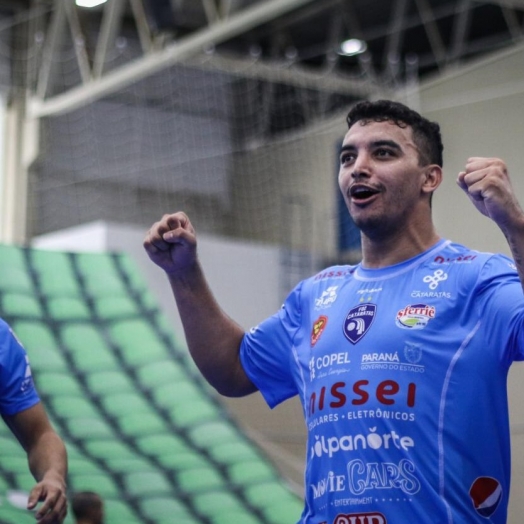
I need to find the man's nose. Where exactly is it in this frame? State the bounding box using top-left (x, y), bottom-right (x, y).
top-left (351, 154), bottom-right (371, 178)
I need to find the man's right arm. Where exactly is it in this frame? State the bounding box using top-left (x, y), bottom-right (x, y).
top-left (144, 212), bottom-right (257, 398)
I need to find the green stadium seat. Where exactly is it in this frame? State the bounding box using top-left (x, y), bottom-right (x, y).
top-left (188, 421), bottom-right (240, 449)
top-left (46, 297), bottom-right (91, 320)
top-left (150, 380), bottom-right (209, 409)
top-left (49, 396), bottom-right (100, 419)
top-left (84, 440), bottom-right (137, 461)
top-left (11, 321), bottom-right (68, 372)
top-left (0, 268), bottom-right (33, 294)
top-left (99, 391), bottom-right (151, 417)
top-left (138, 497), bottom-right (197, 524)
top-left (168, 398), bottom-right (218, 428)
top-left (33, 371), bottom-right (84, 397)
top-left (85, 369), bottom-right (136, 395)
top-left (99, 391), bottom-right (169, 437)
top-left (123, 471), bottom-right (173, 497)
top-left (92, 295), bottom-right (139, 319)
top-left (114, 254), bottom-right (148, 293)
top-left (59, 323), bottom-right (120, 372)
top-left (0, 457), bottom-right (29, 475)
top-left (116, 411), bottom-right (168, 438)
top-left (244, 481), bottom-right (303, 515)
top-left (13, 472), bottom-right (35, 492)
top-left (65, 417), bottom-right (116, 441)
top-left (263, 500), bottom-right (304, 524)
top-left (0, 436), bottom-right (27, 456)
top-left (69, 472), bottom-right (120, 498)
top-left (67, 456), bottom-right (106, 476)
top-left (74, 252), bottom-right (128, 297)
top-left (0, 504), bottom-right (36, 524)
top-left (208, 441), bottom-right (260, 465)
top-left (103, 498), bottom-right (143, 524)
top-left (0, 292), bottom-right (43, 318)
top-left (134, 434), bottom-right (209, 470)
top-left (0, 245), bottom-right (33, 293)
top-left (0, 477), bottom-right (11, 492)
top-left (211, 514), bottom-right (264, 524)
top-left (0, 420), bottom-right (12, 437)
top-left (228, 460), bottom-right (276, 485)
top-left (107, 319), bottom-right (169, 366)
top-left (30, 249), bottom-right (81, 297)
top-left (192, 490), bottom-right (247, 518)
top-left (102, 456), bottom-right (155, 474)
top-left (64, 440), bottom-right (90, 462)
top-left (155, 450), bottom-right (211, 471)
top-left (177, 466), bottom-right (225, 494)
top-left (135, 359), bottom-right (186, 389)
top-left (134, 433), bottom-right (187, 456)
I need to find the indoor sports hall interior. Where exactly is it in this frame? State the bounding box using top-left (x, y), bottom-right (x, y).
top-left (0, 0), bottom-right (523, 522)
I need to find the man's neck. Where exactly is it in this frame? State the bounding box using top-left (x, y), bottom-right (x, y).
top-left (360, 227), bottom-right (441, 268)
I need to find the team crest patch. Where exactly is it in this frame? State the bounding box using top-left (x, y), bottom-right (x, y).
top-left (343, 303), bottom-right (376, 344)
top-left (469, 476), bottom-right (502, 518)
top-left (311, 316), bottom-right (328, 346)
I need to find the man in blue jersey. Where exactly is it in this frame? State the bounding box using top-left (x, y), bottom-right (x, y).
top-left (0, 320), bottom-right (68, 523)
top-left (144, 99), bottom-right (524, 523)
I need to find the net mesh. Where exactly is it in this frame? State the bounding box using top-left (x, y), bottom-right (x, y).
top-left (0, 5), bottom-right (363, 491)
top-left (1, 5), bottom-right (363, 269)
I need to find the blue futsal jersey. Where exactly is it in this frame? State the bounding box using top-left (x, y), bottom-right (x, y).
top-left (240, 239), bottom-right (524, 524)
top-left (0, 319), bottom-right (39, 416)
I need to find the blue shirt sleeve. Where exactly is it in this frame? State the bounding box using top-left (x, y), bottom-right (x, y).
top-left (240, 281), bottom-right (304, 408)
top-left (474, 254), bottom-right (524, 364)
top-left (0, 320), bottom-right (40, 416)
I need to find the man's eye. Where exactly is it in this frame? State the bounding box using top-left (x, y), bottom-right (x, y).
top-left (376, 149), bottom-right (394, 157)
top-left (340, 154), bottom-right (354, 164)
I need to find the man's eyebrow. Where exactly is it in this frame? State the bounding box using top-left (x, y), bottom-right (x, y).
top-left (371, 139), bottom-right (402, 150)
top-left (340, 139), bottom-right (402, 154)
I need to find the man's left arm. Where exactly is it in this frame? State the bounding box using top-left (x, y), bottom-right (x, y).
top-left (3, 402), bottom-right (68, 523)
top-left (457, 157), bottom-right (524, 288)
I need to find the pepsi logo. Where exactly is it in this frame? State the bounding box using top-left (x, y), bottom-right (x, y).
top-left (469, 476), bottom-right (502, 518)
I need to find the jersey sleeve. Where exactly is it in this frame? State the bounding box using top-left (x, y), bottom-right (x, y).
top-left (474, 254), bottom-right (524, 364)
top-left (240, 281), bottom-right (304, 408)
top-left (0, 320), bottom-right (40, 416)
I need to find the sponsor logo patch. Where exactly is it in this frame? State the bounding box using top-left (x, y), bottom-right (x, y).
top-left (395, 304), bottom-right (435, 330)
top-left (422, 269), bottom-right (448, 289)
top-left (315, 286), bottom-right (338, 309)
top-left (469, 477), bottom-right (502, 518)
top-left (334, 513), bottom-right (387, 524)
top-left (311, 316), bottom-right (328, 346)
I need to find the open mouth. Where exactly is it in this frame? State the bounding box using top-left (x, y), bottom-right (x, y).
top-left (349, 184), bottom-right (380, 202)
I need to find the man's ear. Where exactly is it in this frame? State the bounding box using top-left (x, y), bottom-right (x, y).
top-left (422, 165), bottom-right (442, 195)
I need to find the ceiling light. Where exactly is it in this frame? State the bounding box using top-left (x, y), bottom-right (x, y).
top-left (339, 39), bottom-right (367, 57)
top-left (76, 0), bottom-right (107, 7)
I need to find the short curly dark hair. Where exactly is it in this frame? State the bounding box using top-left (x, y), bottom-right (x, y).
top-left (71, 491), bottom-right (103, 521)
top-left (346, 99), bottom-right (443, 167)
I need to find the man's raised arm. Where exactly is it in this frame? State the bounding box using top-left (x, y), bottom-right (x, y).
top-left (144, 212), bottom-right (257, 397)
top-left (458, 157), bottom-right (524, 289)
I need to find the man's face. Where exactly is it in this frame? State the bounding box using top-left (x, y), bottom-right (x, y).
top-left (338, 119), bottom-right (429, 237)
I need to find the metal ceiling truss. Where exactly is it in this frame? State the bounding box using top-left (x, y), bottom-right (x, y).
top-left (29, 0), bottom-right (339, 118)
top-left (25, 0), bottom-right (524, 118)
